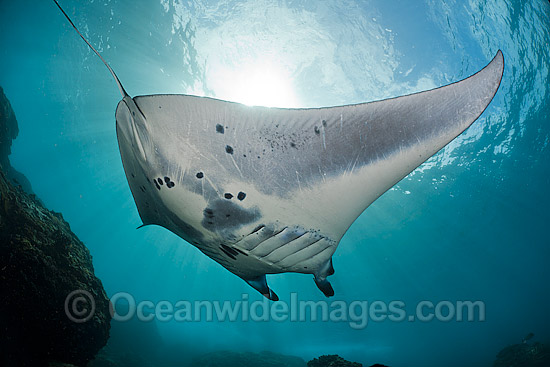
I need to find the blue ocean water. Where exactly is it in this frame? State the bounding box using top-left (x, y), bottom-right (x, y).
top-left (1, 0), bottom-right (549, 366)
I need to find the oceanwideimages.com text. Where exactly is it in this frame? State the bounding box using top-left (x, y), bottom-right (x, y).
top-left (65, 290), bottom-right (485, 330)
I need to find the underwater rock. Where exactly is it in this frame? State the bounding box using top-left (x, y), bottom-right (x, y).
top-left (191, 350), bottom-right (307, 367)
top-left (493, 339), bottom-right (550, 367)
top-left (307, 354), bottom-right (362, 367)
top-left (0, 86), bottom-right (17, 165)
top-left (0, 86), bottom-right (33, 194)
top-left (0, 89), bottom-right (110, 365)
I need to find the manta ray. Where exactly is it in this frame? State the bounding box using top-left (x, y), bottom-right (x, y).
top-left (54, 0), bottom-right (503, 300)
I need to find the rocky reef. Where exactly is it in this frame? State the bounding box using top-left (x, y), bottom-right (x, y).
top-left (0, 86), bottom-right (111, 366)
top-left (190, 350), bottom-right (307, 367)
top-left (307, 354), bottom-right (362, 367)
top-left (307, 354), bottom-right (390, 367)
top-left (493, 335), bottom-right (550, 367)
top-left (0, 86), bottom-right (32, 193)
top-left (187, 351), bottom-right (378, 367)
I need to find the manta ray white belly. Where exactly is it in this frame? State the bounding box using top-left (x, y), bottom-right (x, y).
top-left (114, 51), bottom-right (503, 300)
top-left (54, 0), bottom-right (503, 300)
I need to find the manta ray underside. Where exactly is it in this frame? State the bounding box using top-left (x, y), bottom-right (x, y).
top-left (54, 0), bottom-right (503, 300)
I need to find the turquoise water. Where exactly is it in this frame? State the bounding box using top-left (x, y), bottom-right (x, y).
top-left (1, 0), bottom-right (549, 366)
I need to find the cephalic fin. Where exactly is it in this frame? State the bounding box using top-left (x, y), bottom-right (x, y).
top-left (53, 0), bottom-right (128, 97)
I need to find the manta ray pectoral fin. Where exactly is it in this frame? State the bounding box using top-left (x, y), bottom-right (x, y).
top-left (245, 275), bottom-right (279, 301)
top-left (314, 258), bottom-right (335, 297)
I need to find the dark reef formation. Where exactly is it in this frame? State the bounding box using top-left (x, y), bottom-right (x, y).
top-left (0, 86), bottom-right (111, 366)
top-left (307, 354), bottom-right (362, 367)
top-left (493, 338), bottom-right (550, 367)
top-left (191, 350), bottom-right (307, 367)
top-left (0, 86), bottom-right (32, 194)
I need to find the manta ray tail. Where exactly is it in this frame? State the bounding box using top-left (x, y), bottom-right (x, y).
top-left (53, 0), bottom-right (128, 97)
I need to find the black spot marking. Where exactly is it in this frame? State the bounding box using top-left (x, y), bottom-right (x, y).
top-left (224, 193), bottom-right (233, 199)
top-left (132, 111), bottom-right (135, 117)
top-left (131, 173), bottom-right (135, 178)
top-left (290, 142), bottom-right (296, 148)
top-left (204, 208), bottom-right (215, 219)
top-left (159, 105), bottom-right (162, 109)
top-left (164, 177), bottom-right (175, 188)
top-left (322, 119), bottom-right (327, 127)
top-left (216, 124), bottom-right (225, 134)
top-left (196, 172), bottom-right (204, 179)
top-left (157, 178), bottom-right (163, 186)
top-left (314, 126), bottom-right (320, 135)
top-left (243, 154), bottom-right (247, 158)
top-left (225, 145), bottom-right (234, 154)
top-left (237, 192), bottom-right (246, 201)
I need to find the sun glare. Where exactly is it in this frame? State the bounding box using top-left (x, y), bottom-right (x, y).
top-left (207, 59), bottom-right (301, 108)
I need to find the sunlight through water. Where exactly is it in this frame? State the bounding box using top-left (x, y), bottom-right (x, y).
top-left (206, 58), bottom-right (300, 107)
